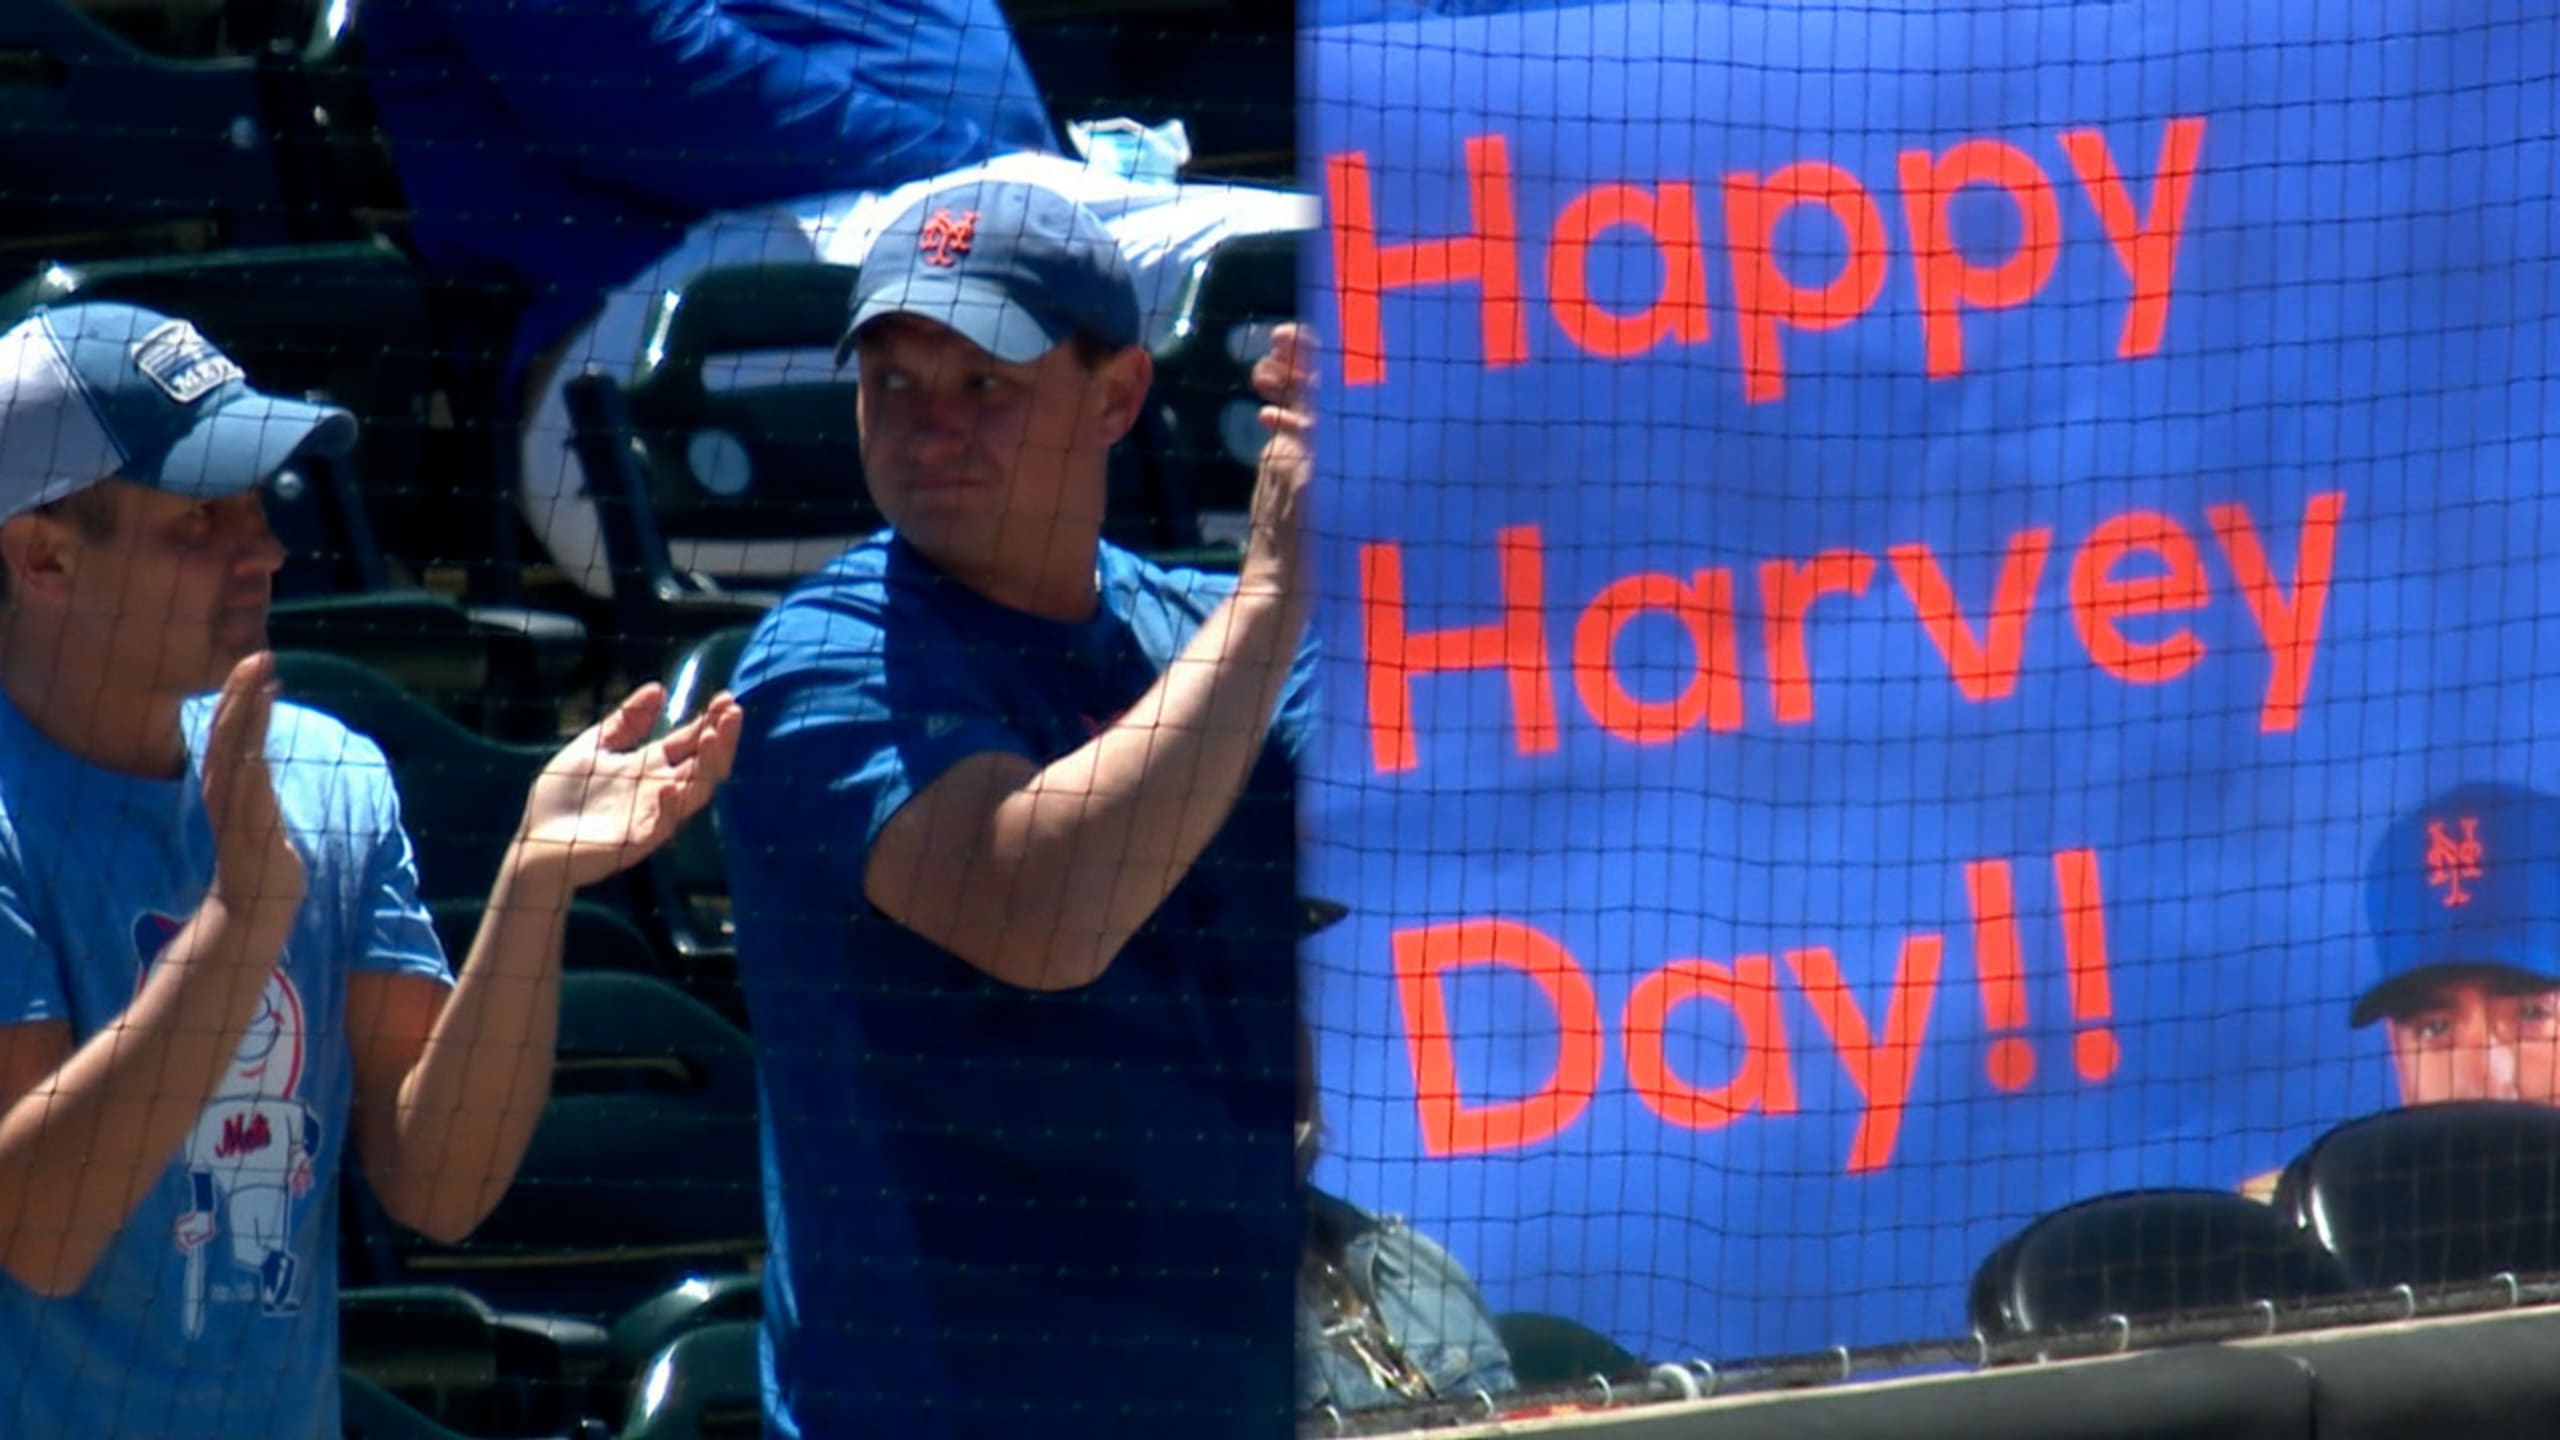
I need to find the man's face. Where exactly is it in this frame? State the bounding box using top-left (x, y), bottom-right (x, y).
top-left (852, 316), bottom-right (1143, 581)
top-left (56, 482), bottom-right (285, 696)
top-left (2384, 976), bottom-right (2560, 1106)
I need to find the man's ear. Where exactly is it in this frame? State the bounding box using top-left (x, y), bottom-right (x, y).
top-left (0, 512), bottom-right (78, 607)
top-left (1092, 346), bottom-right (1155, 447)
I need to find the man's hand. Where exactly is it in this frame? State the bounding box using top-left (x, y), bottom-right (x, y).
top-left (203, 653), bottom-right (305, 926)
top-left (511, 684), bottom-right (744, 891)
top-left (1243, 323), bottom-right (1318, 596)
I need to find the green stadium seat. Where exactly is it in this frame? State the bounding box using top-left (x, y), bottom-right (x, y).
top-left (357, 972), bottom-right (764, 1323)
top-left (1492, 1311), bottom-right (1641, 1389)
top-left (618, 1322), bottom-right (762, 1440)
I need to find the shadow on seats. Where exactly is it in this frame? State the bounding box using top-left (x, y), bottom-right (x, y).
top-left (2273, 1100), bottom-right (2560, 1290)
top-left (1969, 1188), bottom-right (2355, 1342)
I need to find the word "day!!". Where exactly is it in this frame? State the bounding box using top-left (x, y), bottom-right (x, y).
top-left (1327, 116), bottom-right (2207, 399)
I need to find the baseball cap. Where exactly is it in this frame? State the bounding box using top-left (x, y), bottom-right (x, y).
top-left (835, 179), bottom-right (1141, 368)
top-left (2354, 780), bottom-right (2560, 1027)
top-left (0, 301), bottom-right (356, 524)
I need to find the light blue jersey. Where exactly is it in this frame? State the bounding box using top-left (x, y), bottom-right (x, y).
top-left (0, 690), bottom-right (451, 1439)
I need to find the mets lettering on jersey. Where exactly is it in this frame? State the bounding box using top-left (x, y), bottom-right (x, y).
top-left (1303, 0), bottom-right (2560, 1367)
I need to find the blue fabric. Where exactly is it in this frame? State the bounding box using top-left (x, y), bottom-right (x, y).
top-left (1298, 1190), bottom-right (1519, 1414)
top-left (355, 0), bottom-right (1061, 374)
top-left (720, 533), bottom-right (1314, 1440)
top-left (0, 692), bottom-right (451, 1439)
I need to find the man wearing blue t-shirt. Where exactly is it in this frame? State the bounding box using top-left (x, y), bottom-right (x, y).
top-left (0, 300), bottom-right (743, 1437)
top-left (719, 180), bottom-right (1317, 1439)
top-left (356, 0), bottom-right (1315, 599)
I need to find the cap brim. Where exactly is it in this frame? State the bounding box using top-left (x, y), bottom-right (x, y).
top-left (834, 274), bottom-right (1066, 369)
top-left (2351, 960), bottom-right (2560, 1027)
top-left (144, 391), bottom-right (359, 500)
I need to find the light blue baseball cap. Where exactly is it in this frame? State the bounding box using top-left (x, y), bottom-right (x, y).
top-left (837, 179), bottom-right (1142, 368)
top-left (0, 301), bottom-right (356, 523)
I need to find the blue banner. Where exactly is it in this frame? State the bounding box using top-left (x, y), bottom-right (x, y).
top-left (1298, 0), bottom-right (2560, 1364)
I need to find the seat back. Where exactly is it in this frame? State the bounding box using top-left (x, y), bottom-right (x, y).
top-left (375, 972), bottom-right (764, 1319)
top-left (1147, 227), bottom-right (1304, 535)
top-left (272, 650), bottom-right (553, 903)
top-left (622, 1321), bottom-right (764, 1440)
top-left (1968, 1188), bottom-right (2354, 1340)
top-left (0, 1), bottom-right (298, 271)
top-left (2274, 1100), bottom-right (2560, 1290)
top-left (1493, 1311), bottom-right (1640, 1387)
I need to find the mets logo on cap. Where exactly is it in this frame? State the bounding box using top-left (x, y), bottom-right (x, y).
top-left (129, 320), bottom-right (243, 407)
top-left (917, 208), bottom-right (979, 268)
top-left (2355, 780), bottom-right (2560, 1026)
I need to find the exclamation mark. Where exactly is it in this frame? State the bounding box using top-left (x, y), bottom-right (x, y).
top-left (2055, 847), bottom-right (2121, 1082)
top-left (1964, 858), bottom-right (2034, 1091)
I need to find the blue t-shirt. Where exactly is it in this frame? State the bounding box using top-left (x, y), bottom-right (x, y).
top-left (720, 534), bottom-right (1315, 1440)
top-left (356, 0), bottom-right (1062, 374)
top-left (0, 693), bottom-right (451, 1439)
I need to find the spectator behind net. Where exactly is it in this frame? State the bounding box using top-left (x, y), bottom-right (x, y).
top-left (717, 180), bottom-right (1319, 1439)
top-left (1295, 1016), bottom-right (1521, 1415)
top-left (356, 0), bottom-right (1313, 597)
top-left (0, 302), bottom-right (742, 1438)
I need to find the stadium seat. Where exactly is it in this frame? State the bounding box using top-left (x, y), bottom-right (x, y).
top-left (634, 626), bottom-right (758, 1026)
top-left (341, 1284), bottom-right (610, 1438)
top-left (1146, 224), bottom-right (1304, 532)
top-left (2273, 1100), bottom-right (2560, 1291)
top-left (340, 1370), bottom-right (481, 1440)
top-left (0, 1), bottom-right (301, 269)
top-left (1968, 1188), bottom-right (2354, 1341)
top-left (1494, 1311), bottom-right (1642, 1387)
top-left (619, 1321), bottom-right (762, 1440)
top-left (563, 369), bottom-right (781, 686)
top-left (591, 1276), bottom-right (763, 1434)
top-left (358, 972), bottom-right (764, 1322)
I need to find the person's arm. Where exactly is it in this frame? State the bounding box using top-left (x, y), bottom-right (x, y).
top-left (0, 655), bottom-right (307, 1296)
top-left (437, 0), bottom-right (1006, 211)
top-left (350, 684), bottom-right (741, 1244)
top-left (862, 329), bottom-right (1320, 993)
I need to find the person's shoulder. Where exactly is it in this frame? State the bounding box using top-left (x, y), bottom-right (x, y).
top-left (253, 699), bottom-right (398, 807)
top-left (737, 533), bottom-right (963, 696)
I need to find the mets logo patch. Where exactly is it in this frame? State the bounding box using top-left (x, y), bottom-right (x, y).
top-left (130, 321), bottom-right (243, 406)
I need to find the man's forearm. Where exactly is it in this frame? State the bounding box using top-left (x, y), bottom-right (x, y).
top-left (375, 849), bottom-right (570, 1245)
top-left (989, 582), bottom-right (1309, 980)
top-left (0, 897), bottom-right (292, 1295)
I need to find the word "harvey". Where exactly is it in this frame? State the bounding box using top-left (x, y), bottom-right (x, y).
top-left (1326, 117), bottom-right (2206, 398)
top-left (1361, 491), bottom-right (2344, 773)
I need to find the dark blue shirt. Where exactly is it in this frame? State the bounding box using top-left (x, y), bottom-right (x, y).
top-left (720, 534), bottom-right (1314, 1440)
top-left (355, 0), bottom-right (1060, 373)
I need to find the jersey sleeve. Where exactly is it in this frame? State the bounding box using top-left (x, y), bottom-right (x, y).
top-left (723, 585), bottom-right (1037, 908)
top-left (348, 752), bottom-right (453, 986)
top-left (434, 0), bottom-right (998, 212)
top-left (0, 826), bottom-right (68, 1027)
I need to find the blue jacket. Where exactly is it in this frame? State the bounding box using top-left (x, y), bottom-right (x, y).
top-left (1300, 1189), bottom-right (1520, 1415)
top-left (355, 0), bottom-right (1060, 376)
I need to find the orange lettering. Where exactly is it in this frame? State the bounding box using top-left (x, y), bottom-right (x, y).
top-left (1548, 183), bottom-right (1713, 359)
top-left (1896, 140), bottom-right (2063, 381)
top-left (1362, 526), bottom-right (1558, 773)
top-left (1887, 530), bottom-right (2054, 702)
top-left (1723, 162), bottom-right (1890, 404)
top-left (2069, 511), bottom-right (2208, 684)
top-left (1393, 919), bottom-right (1603, 1157)
top-left (1760, 550), bottom-right (1877, 725)
top-left (2061, 117), bottom-right (2206, 361)
top-left (1786, 939), bottom-right (1944, 1174)
top-left (1329, 136), bottom-right (1528, 388)
top-left (1571, 569), bottom-right (1743, 743)
top-left (2208, 492), bottom-right (2344, 735)
top-left (1624, 956), bottom-right (1798, 1129)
